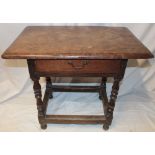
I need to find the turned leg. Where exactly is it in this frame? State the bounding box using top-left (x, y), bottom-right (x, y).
top-left (46, 77), bottom-right (53, 99)
top-left (99, 77), bottom-right (105, 100)
top-left (32, 77), bottom-right (47, 129)
top-left (99, 77), bottom-right (108, 114)
top-left (103, 77), bottom-right (121, 130)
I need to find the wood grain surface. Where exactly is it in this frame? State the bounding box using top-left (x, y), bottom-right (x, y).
top-left (35, 59), bottom-right (121, 74)
top-left (2, 26), bottom-right (154, 59)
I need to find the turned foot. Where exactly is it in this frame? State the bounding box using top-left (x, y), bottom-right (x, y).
top-left (41, 124), bottom-right (47, 129)
top-left (49, 94), bottom-right (53, 99)
top-left (99, 95), bottom-right (103, 100)
top-left (103, 124), bottom-right (109, 130)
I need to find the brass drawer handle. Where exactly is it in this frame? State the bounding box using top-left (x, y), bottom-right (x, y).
top-left (68, 60), bottom-right (88, 69)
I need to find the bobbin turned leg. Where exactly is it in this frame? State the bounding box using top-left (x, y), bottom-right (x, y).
top-left (103, 77), bottom-right (121, 130)
top-left (32, 77), bottom-right (47, 129)
top-left (27, 60), bottom-right (47, 129)
top-left (46, 77), bottom-right (53, 99)
top-left (99, 77), bottom-right (106, 100)
top-left (99, 77), bottom-right (108, 114)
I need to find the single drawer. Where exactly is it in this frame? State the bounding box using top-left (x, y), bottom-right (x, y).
top-left (35, 59), bottom-right (121, 75)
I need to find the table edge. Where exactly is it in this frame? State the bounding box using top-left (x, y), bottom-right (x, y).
top-left (1, 52), bottom-right (154, 59)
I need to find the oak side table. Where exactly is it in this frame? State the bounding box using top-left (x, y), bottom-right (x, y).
top-left (2, 26), bottom-right (154, 130)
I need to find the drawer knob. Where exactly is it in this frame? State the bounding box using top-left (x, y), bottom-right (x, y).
top-left (68, 60), bottom-right (88, 69)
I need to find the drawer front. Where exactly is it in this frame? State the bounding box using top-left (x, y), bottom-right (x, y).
top-left (35, 59), bottom-right (121, 75)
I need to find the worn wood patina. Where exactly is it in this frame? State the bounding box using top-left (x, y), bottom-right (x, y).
top-left (1, 26), bottom-right (154, 130)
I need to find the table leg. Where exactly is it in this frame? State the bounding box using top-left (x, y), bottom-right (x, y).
top-left (46, 77), bottom-right (53, 99)
top-left (99, 77), bottom-right (108, 114)
top-left (99, 77), bottom-right (105, 100)
top-left (32, 77), bottom-right (47, 129)
top-left (103, 77), bottom-right (121, 130)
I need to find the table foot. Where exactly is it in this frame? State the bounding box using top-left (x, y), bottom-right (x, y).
top-left (99, 95), bottom-right (103, 100)
top-left (103, 124), bottom-right (109, 130)
top-left (49, 94), bottom-right (53, 99)
top-left (41, 124), bottom-right (47, 129)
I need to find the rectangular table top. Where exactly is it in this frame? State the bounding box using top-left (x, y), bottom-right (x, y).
top-left (2, 26), bottom-right (154, 59)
